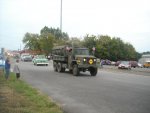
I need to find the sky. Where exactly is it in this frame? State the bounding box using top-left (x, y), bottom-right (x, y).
top-left (0, 0), bottom-right (150, 53)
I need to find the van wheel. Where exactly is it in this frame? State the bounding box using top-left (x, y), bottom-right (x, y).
top-left (62, 68), bottom-right (65, 72)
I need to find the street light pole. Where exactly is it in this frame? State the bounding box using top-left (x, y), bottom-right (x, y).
top-left (60, 0), bottom-right (62, 33)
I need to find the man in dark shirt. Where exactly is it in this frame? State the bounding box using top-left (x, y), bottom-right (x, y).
top-left (5, 57), bottom-right (11, 80)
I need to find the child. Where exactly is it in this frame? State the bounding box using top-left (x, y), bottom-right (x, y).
top-left (13, 59), bottom-right (20, 79)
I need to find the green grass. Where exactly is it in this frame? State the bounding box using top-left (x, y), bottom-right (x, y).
top-left (0, 72), bottom-right (63, 113)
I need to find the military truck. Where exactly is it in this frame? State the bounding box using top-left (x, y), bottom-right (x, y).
top-left (52, 45), bottom-right (99, 76)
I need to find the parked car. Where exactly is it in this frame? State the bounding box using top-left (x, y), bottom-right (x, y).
top-left (143, 61), bottom-right (150, 68)
top-left (115, 61), bottom-right (121, 66)
top-left (118, 61), bottom-right (131, 69)
top-left (21, 53), bottom-right (32, 62)
top-left (111, 61), bottom-right (116, 65)
top-left (32, 55), bottom-right (49, 66)
top-left (137, 63), bottom-right (143, 68)
top-left (102, 59), bottom-right (111, 65)
top-left (129, 61), bottom-right (138, 68)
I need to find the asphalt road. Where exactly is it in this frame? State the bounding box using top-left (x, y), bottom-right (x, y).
top-left (18, 61), bottom-right (150, 113)
top-left (102, 65), bottom-right (150, 76)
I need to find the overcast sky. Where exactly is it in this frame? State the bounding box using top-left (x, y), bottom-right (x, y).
top-left (0, 0), bottom-right (150, 52)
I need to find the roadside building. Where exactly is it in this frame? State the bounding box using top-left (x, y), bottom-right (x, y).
top-left (138, 54), bottom-right (150, 64)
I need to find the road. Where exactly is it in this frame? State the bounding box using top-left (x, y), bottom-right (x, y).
top-left (19, 61), bottom-right (150, 113)
top-left (102, 65), bottom-right (150, 76)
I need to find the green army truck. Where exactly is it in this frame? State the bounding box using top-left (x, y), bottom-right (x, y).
top-left (52, 45), bottom-right (100, 76)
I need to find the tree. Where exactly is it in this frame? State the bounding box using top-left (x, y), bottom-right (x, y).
top-left (23, 26), bottom-right (138, 61)
top-left (124, 43), bottom-right (136, 60)
top-left (142, 51), bottom-right (150, 55)
top-left (110, 37), bottom-right (125, 61)
top-left (22, 33), bottom-right (41, 51)
top-left (40, 26), bottom-right (69, 40)
top-left (39, 33), bottom-right (54, 55)
top-left (22, 32), bottom-right (54, 55)
top-left (96, 35), bottom-right (111, 59)
top-left (82, 34), bottom-right (97, 55)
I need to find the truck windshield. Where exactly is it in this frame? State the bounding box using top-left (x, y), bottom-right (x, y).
top-left (74, 49), bottom-right (89, 55)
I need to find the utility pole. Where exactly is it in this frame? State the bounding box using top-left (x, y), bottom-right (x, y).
top-left (60, 0), bottom-right (62, 32)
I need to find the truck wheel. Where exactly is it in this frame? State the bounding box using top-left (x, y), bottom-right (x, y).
top-left (62, 68), bottom-right (65, 72)
top-left (73, 65), bottom-right (79, 76)
top-left (69, 69), bottom-right (73, 74)
top-left (57, 63), bottom-right (62, 72)
top-left (90, 68), bottom-right (97, 76)
top-left (53, 62), bottom-right (57, 72)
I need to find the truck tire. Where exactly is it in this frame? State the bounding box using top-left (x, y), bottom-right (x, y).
top-left (53, 62), bottom-right (58, 72)
top-left (69, 69), bottom-right (73, 74)
top-left (62, 68), bottom-right (65, 72)
top-left (90, 68), bottom-right (97, 76)
top-left (73, 64), bottom-right (79, 76)
top-left (57, 62), bottom-right (62, 72)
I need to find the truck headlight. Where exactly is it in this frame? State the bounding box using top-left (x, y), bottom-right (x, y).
top-left (83, 58), bottom-right (86, 62)
top-left (94, 59), bottom-right (96, 62)
top-left (77, 60), bottom-right (80, 64)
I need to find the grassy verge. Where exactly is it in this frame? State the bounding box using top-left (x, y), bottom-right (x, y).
top-left (0, 72), bottom-right (63, 113)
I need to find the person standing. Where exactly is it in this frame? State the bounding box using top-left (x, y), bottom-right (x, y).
top-left (13, 59), bottom-right (20, 79)
top-left (5, 57), bottom-right (11, 80)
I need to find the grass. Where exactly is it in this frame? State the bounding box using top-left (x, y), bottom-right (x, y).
top-left (0, 71), bottom-right (63, 113)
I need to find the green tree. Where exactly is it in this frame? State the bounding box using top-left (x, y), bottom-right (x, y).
top-left (124, 43), bottom-right (136, 60)
top-left (22, 32), bottom-right (41, 50)
top-left (40, 26), bottom-right (69, 40)
top-left (82, 34), bottom-right (97, 55)
top-left (96, 35), bottom-right (111, 59)
top-left (39, 33), bottom-right (54, 55)
top-left (94, 36), bottom-right (137, 61)
top-left (22, 32), bottom-right (54, 55)
top-left (142, 51), bottom-right (150, 55)
top-left (111, 37), bottom-right (125, 61)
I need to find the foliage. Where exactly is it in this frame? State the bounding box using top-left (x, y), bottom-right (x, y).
top-left (22, 26), bottom-right (138, 61)
top-left (82, 34), bottom-right (137, 61)
top-left (40, 26), bottom-right (69, 40)
top-left (39, 33), bottom-right (54, 55)
top-left (22, 33), bottom-right (41, 51)
top-left (23, 27), bottom-right (70, 55)
top-left (142, 51), bottom-right (150, 55)
top-left (136, 52), bottom-right (142, 60)
top-left (96, 35), bottom-right (112, 59)
top-left (82, 34), bottom-right (97, 54)
top-left (69, 37), bottom-right (83, 47)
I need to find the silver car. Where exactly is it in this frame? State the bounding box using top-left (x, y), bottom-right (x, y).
top-left (118, 61), bottom-right (131, 70)
top-left (21, 54), bottom-right (32, 62)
